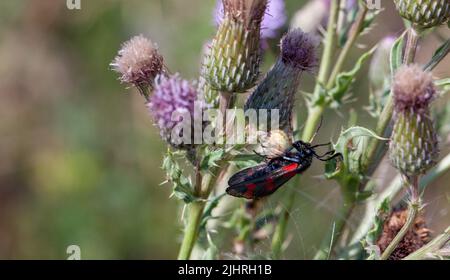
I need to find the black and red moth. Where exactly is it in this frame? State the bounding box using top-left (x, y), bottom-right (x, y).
top-left (226, 140), bottom-right (341, 199)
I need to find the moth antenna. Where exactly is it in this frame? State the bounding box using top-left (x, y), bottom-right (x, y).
top-left (309, 116), bottom-right (323, 143)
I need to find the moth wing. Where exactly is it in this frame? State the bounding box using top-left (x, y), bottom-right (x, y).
top-left (227, 163), bottom-right (269, 187)
top-left (226, 162), bottom-right (301, 199)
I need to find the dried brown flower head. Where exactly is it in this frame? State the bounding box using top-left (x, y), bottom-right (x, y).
top-left (377, 208), bottom-right (431, 260)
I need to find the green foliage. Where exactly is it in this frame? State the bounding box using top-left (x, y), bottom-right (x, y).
top-left (326, 126), bottom-right (387, 202)
top-left (424, 39), bottom-right (450, 71)
top-left (311, 47), bottom-right (376, 109)
top-left (363, 198), bottom-right (391, 260)
top-left (326, 47), bottom-right (376, 108)
top-left (162, 149), bottom-right (197, 203)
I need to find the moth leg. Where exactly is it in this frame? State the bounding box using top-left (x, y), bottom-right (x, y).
top-left (317, 152), bottom-right (343, 162)
top-left (282, 156), bottom-right (302, 163)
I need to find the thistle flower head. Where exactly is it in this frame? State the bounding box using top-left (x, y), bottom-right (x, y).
top-left (245, 29), bottom-right (319, 132)
top-left (214, 0), bottom-right (286, 39)
top-left (203, 0), bottom-right (268, 92)
top-left (389, 65), bottom-right (439, 176)
top-left (280, 28), bottom-right (319, 72)
top-left (393, 65), bottom-right (436, 113)
top-left (377, 208), bottom-right (431, 260)
top-left (148, 74), bottom-right (198, 149)
top-left (394, 0), bottom-right (450, 28)
top-left (111, 35), bottom-right (164, 95)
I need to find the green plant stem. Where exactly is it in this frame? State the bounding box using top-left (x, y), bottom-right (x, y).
top-left (403, 28), bottom-right (419, 64)
top-left (303, 3), bottom-right (368, 140)
top-left (310, 5), bottom-right (370, 259)
top-left (327, 5), bottom-right (368, 88)
top-left (177, 201), bottom-right (206, 260)
top-left (361, 95), bottom-right (394, 178)
top-left (219, 91), bottom-right (234, 138)
top-left (403, 226), bottom-right (450, 260)
top-left (424, 38), bottom-right (450, 71)
top-left (314, 201), bottom-right (355, 260)
top-left (177, 89), bottom-right (234, 260)
top-left (271, 195), bottom-right (295, 259)
top-left (301, 0), bottom-right (341, 141)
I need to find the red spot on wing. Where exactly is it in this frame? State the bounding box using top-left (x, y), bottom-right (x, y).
top-left (266, 177), bottom-right (276, 191)
top-left (244, 183), bottom-right (257, 198)
top-left (282, 163), bottom-right (299, 172)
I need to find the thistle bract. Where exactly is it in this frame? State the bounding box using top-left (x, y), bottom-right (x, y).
top-left (203, 0), bottom-right (268, 93)
top-left (394, 0), bottom-right (450, 28)
top-left (389, 65), bottom-right (439, 176)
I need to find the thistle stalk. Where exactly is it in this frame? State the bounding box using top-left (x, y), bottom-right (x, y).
top-left (380, 176), bottom-right (420, 260)
top-left (177, 201), bottom-right (206, 260)
top-left (301, 0), bottom-right (341, 141)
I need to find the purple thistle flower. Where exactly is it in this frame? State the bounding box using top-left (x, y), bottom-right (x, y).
top-left (281, 28), bottom-right (319, 72)
top-left (148, 74), bottom-right (198, 148)
top-left (214, 0), bottom-right (287, 40)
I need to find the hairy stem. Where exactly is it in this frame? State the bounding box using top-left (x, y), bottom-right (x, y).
top-left (271, 195), bottom-right (295, 259)
top-left (177, 201), bottom-right (206, 260)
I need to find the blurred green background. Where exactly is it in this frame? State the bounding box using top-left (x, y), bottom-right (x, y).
top-left (0, 0), bottom-right (448, 259)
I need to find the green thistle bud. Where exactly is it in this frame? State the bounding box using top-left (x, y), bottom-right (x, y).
top-left (245, 29), bottom-right (319, 131)
top-left (394, 0), bottom-right (450, 29)
top-left (203, 0), bottom-right (268, 92)
top-left (389, 65), bottom-right (439, 176)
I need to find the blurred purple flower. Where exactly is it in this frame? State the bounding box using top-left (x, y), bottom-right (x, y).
top-left (214, 0), bottom-right (287, 40)
top-left (291, 0), bottom-right (358, 33)
top-left (148, 74), bottom-right (197, 146)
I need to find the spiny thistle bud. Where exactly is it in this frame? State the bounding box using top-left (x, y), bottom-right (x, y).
top-left (393, 0), bottom-right (450, 29)
top-left (377, 208), bottom-right (431, 260)
top-left (203, 0), bottom-right (268, 93)
top-left (148, 74), bottom-right (200, 150)
top-left (245, 29), bottom-right (319, 131)
top-left (111, 35), bottom-right (164, 98)
top-left (389, 65), bottom-right (439, 176)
